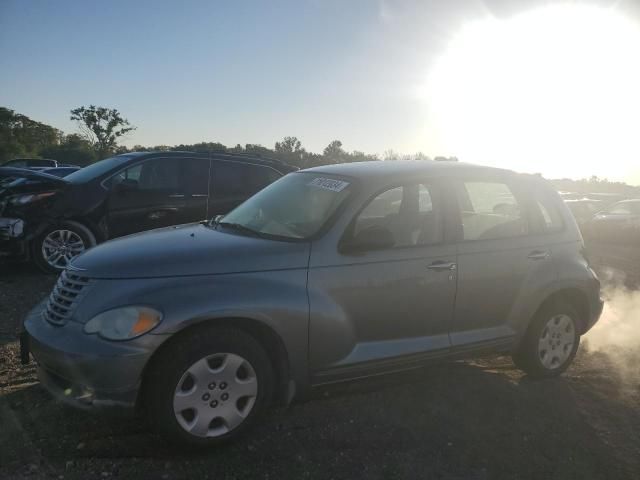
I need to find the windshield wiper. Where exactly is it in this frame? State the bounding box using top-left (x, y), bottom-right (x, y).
top-left (216, 221), bottom-right (265, 238)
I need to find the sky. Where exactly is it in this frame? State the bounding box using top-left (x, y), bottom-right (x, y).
top-left (2, 0), bottom-right (640, 183)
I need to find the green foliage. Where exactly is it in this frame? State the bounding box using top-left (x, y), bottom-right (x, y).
top-left (40, 134), bottom-right (97, 166)
top-left (70, 105), bottom-right (136, 160)
top-left (0, 107), bottom-right (61, 163)
top-left (322, 140), bottom-right (346, 164)
top-left (275, 136), bottom-right (306, 168)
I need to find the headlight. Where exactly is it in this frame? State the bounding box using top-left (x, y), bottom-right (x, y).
top-left (84, 306), bottom-right (162, 340)
top-left (9, 191), bottom-right (56, 205)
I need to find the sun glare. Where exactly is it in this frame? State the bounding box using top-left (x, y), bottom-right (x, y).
top-left (426, 4), bottom-right (640, 183)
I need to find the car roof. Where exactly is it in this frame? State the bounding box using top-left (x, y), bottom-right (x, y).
top-left (301, 160), bottom-right (515, 182)
top-left (127, 150), bottom-right (297, 173)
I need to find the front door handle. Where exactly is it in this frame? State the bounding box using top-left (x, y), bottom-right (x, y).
top-left (168, 194), bottom-right (185, 198)
top-left (427, 261), bottom-right (457, 271)
top-left (528, 250), bottom-right (550, 260)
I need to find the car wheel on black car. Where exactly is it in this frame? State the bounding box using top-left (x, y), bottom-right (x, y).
top-left (32, 220), bottom-right (97, 273)
top-left (145, 327), bottom-right (275, 447)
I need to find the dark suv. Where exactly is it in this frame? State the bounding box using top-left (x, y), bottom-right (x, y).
top-left (0, 151), bottom-right (295, 272)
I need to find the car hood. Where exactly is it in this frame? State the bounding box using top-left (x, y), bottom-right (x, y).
top-left (71, 223), bottom-right (311, 279)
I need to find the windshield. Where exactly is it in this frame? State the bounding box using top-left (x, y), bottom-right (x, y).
top-left (219, 172), bottom-right (353, 240)
top-left (64, 155), bottom-right (136, 183)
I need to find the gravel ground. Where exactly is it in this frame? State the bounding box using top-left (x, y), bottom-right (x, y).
top-left (1, 246), bottom-right (639, 480)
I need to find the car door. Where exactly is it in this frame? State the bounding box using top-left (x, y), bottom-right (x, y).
top-left (208, 161), bottom-right (282, 217)
top-left (106, 157), bottom-right (189, 237)
top-left (308, 180), bottom-right (457, 384)
top-left (182, 157), bottom-right (211, 223)
top-left (449, 176), bottom-right (556, 348)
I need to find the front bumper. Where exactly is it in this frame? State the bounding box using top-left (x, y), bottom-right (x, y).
top-left (22, 301), bottom-right (168, 411)
top-left (0, 217), bottom-right (27, 257)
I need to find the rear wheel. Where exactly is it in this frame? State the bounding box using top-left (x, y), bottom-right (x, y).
top-left (513, 301), bottom-right (580, 378)
top-left (32, 220), bottom-right (96, 273)
top-left (145, 327), bottom-right (274, 447)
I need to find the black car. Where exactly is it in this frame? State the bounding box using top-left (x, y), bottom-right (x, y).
top-left (0, 151), bottom-right (296, 272)
top-left (39, 166), bottom-right (82, 177)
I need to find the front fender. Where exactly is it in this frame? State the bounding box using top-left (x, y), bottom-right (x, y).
top-left (131, 270), bottom-right (311, 392)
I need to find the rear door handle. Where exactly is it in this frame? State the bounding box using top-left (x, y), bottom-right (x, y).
top-left (528, 250), bottom-right (550, 260)
top-left (168, 194), bottom-right (185, 198)
top-left (427, 261), bottom-right (457, 271)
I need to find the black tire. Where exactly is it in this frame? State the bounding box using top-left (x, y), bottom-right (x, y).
top-left (513, 301), bottom-right (580, 378)
top-left (32, 220), bottom-right (97, 274)
top-left (144, 327), bottom-right (275, 447)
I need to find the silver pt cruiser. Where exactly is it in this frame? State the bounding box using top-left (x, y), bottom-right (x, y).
top-left (22, 161), bottom-right (603, 446)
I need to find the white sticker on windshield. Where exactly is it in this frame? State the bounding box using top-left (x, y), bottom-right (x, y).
top-left (308, 177), bottom-right (350, 192)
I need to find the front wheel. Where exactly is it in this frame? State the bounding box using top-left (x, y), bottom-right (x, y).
top-left (513, 301), bottom-right (580, 378)
top-left (145, 328), bottom-right (275, 447)
top-left (32, 221), bottom-right (96, 273)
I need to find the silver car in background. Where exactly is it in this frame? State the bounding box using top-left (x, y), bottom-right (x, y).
top-left (22, 161), bottom-right (603, 446)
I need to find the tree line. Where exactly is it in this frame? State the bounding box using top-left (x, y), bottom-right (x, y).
top-left (0, 105), bottom-right (453, 169)
top-left (2, 104), bottom-right (638, 195)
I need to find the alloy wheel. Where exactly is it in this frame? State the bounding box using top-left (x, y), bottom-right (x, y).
top-left (41, 229), bottom-right (86, 269)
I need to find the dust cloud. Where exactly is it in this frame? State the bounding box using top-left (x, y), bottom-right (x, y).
top-left (582, 269), bottom-right (640, 389)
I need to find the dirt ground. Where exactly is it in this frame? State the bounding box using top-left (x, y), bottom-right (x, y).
top-left (1, 246), bottom-right (639, 480)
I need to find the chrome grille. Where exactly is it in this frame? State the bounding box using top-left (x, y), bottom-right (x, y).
top-left (43, 269), bottom-right (91, 326)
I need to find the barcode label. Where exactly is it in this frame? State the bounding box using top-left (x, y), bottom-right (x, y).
top-left (308, 177), bottom-right (350, 192)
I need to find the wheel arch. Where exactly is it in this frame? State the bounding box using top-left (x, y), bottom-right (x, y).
top-left (531, 287), bottom-right (591, 334)
top-left (138, 317), bottom-right (292, 412)
top-left (65, 217), bottom-right (104, 243)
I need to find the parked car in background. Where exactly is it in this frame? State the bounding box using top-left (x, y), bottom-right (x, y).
top-left (39, 166), bottom-right (81, 177)
top-left (1, 151), bottom-right (296, 272)
top-left (22, 161), bottom-right (603, 446)
top-left (2, 158), bottom-right (60, 170)
top-left (0, 167), bottom-right (70, 252)
top-left (564, 198), bottom-right (604, 227)
top-left (583, 199), bottom-right (640, 244)
top-left (582, 192), bottom-right (628, 206)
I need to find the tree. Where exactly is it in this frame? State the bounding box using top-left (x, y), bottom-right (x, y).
top-left (322, 140), bottom-right (346, 164)
top-left (0, 107), bottom-right (61, 162)
top-left (274, 136), bottom-right (306, 167)
top-left (40, 134), bottom-right (96, 166)
top-left (70, 105), bottom-right (136, 160)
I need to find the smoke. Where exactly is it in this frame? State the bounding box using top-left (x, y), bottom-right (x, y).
top-left (582, 268), bottom-right (640, 391)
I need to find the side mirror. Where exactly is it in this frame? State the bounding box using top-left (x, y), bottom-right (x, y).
top-left (341, 225), bottom-right (395, 253)
top-left (115, 178), bottom-right (139, 193)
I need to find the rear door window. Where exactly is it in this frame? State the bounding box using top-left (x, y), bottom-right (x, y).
top-left (182, 158), bottom-right (210, 195)
top-left (212, 162), bottom-right (281, 199)
top-left (138, 158), bottom-right (182, 190)
top-left (455, 180), bottom-right (527, 240)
